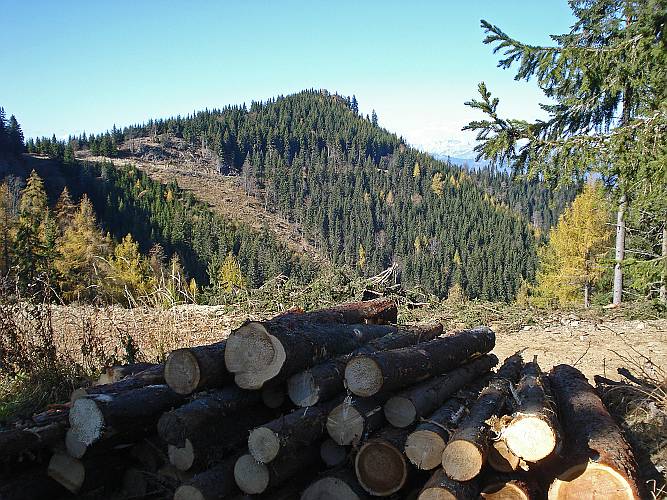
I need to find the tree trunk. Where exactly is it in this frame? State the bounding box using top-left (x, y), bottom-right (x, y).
top-left (158, 385), bottom-right (262, 446)
top-left (661, 223), bottom-right (667, 304)
top-left (69, 384), bottom-right (185, 447)
top-left (233, 445), bottom-right (320, 495)
top-left (248, 396), bottom-right (344, 464)
top-left (441, 352), bottom-right (523, 481)
top-left (417, 468), bottom-right (479, 500)
top-left (488, 439), bottom-right (523, 473)
top-left (165, 341), bottom-right (231, 395)
top-left (302, 469), bottom-right (370, 500)
top-left (354, 426), bottom-right (412, 496)
top-left (287, 323), bottom-right (443, 407)
top-left (173, 453), bottom-right (241, 500)
top-left (404, 377), bottom-right (490, 470)
top-left (65, 425), bottom-right (147, 459)
top-left (548, 364), bottom-right (641, 499)
top-left (326, 394), bottom-right (390, 446)
top-left (613, 194), bottom-right (627, 306)
top-left (0, 421), bottom-right (66, 460)
top-left (480, 472), bottom-right (540, 499)
top-left (345, 326), bottom-right (495, 397)
top-left (47, 452), bottom-right (127, 495)
top-left (583, 281), bottom-right (590, 308)
top-left (70, 363), bottom-right (165, 401)
top-left (500, 357), bottom-right (561, 463)
top-left (96, 362), bottom-right (155, 385)
top-left (320, 438), bottom-right (348, 467)
top-left (226, 320), bottom-right (397, 390)
top-left (384, 354), bottom-right (497, 428)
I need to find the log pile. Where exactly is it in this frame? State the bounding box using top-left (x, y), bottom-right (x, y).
top-left (0, 297), bottom-right (644, 499)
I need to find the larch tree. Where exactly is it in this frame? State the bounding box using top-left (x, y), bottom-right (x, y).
top-left (107, 233), bottom-right (154, 304)
top-left (533, 182), bottom-right (611, 307)
top-left (464, 0), bottom-right (667, 306)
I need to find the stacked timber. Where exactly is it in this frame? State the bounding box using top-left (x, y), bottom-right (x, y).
top-left (0, 297), bottom-right (644, 500)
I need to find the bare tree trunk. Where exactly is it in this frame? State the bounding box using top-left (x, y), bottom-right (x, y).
top-left (661, 223), bottom-right (667, 304)
top-left (583, 281), bottom-right (590, 308)
top-left (613, 194), bottom-right (626, 306)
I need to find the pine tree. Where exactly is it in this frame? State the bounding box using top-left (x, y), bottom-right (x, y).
top-left (533, 183), bottom-right (611, 307)
top-left (371, 109), bottom-right (378, 127)
top-left (0, 181), bottom-right (16, 275)
top-left (106, 233), bottom-right (153, 303)
top-left (7, 115), bottom-right (24, 155)
top-left (465, 1), bottom-right (667, 306)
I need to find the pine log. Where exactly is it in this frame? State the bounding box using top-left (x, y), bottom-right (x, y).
top-left (344, 326), bottom-right (495, 397)
top-left (68, 384), bottom-right (185, 447)
top-left (547, 364), bottom-right (641, 500)
top-left (287, 323), bottom-right (443, 407)
top-left (271, 297), bottom-right (397, 325)
top-left (354, 426), bottom-right (412, 496)
top-left (158, 385), bottom-right (262, 446)
top-left (500, 357), bottom-right (561, 462)
top-left (65, 425), bottom-right (145, 459)
top-left (165, 341), bottom-right (231, 395)
top-left (302, 469), bottom-right (370, 500)
top-left (320, 438), bottom-right (348, 467)
top-left (47, 452), bottom-right (127, 495)
top-left (0, 469), bottom-right (69, 500)
top-left (417, 468), bottom-right (479, 500)
top-left (441, 352), bottom-right (523, 481)
top-left (404, 378), bottom-right (489, 471)
top-left (168, 406), bottom-right (277, 471)
top-left (174, 453), bottom-right (241, 500)
top-left (97, 362), bottom-right (155, 385)
top-left (248, 396), bottom-right (343, 463)
top-left (233, 445), bottom-right (320, 495)
top-left (0, 420), bottom-right (66, 459)
top-left (226, 320), bottom-right (397, 389)
top-left (384, 354), bottom-right (498, 428)
top-left (488, 439), bottom-right (522, 473)
top-left (261, 381), bottom-right (287, 409)
top-left (70, 363), bottom-right (165, 401)
top-left (230, 470), bottom-right (318, 500)
top-left (480, 472), bottom-right (540, 499)
top-left (128, 436), bottom-right (167, 472)
top-left (326, 394), bottom-right (389, 445)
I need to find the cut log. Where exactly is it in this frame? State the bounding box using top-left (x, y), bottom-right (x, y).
top-left (128, 436), bottom-right (167, 472)
top-left (302, 469), bottom-right (370, 500)
top-left (417, 468), bottom-right (479, 500)
top-left (344, 326), bottom-right (495, 397)
top-left (354, 426), bottom-right (412, 496)
top-left (547, 364), bottom-right (641, 500)
top-left (488, 439), bottom-right (522, 473)
top-left (226, 319), bottom-right (397, 389)
top-left (47, 452), bottom-right (126, 494)
top-left (248, 396), bottom-right (343, 463)
top-left (174, 453), bottom-right (241, 500)
top-left (500, 357), bottom-right (561, 462)
top-left (122, 467), bottom-right (179, 499)
top-left (68, 384), bottom-right (185, 447)
top-left (261, 381), bottom-right (287, 409)
top-left (168, 406), bottom-right (277, 471)
top-left (320, 438), bottom-right (347, 467)
top-left (441, 352), bottom-right (523, 481)
top-left (158, 385), bottom-right (262, 446)
top-left (233, 445), bottom-right (320, 495)
top-left (97, 362), bottom-right (155, 385)
top-left (480, 473), bottom-right (540, 499)
top-left (384, 354), bottom-right (498, 428)
top-left (326, 394), bottom-right (389, 445)
top-left (70, 363), bottom-right (165, 401)
top-left (0, 421), bottom-right (66, 459)
top-left (165, 341), bottom-right (231, 395)
top-left (288, 324), bottom-right (443, 407)
top-left (0, 469), bottom-right (69, 500)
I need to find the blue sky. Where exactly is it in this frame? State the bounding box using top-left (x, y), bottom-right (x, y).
top-left (0, 1), bottom-right (575, 157)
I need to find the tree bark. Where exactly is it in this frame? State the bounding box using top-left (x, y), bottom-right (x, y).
top-left (302, 469), bottom-right (370, 500)
top-left (320, 438), bottom-right (348, 467)
top-left (70, 363), bottom-right (165, 402)
top-left (548, 364), bottom-right (641, 499)
top-left (233, 445), bottom-right (320, 495)
top-left (287, 323), bottom-right (443, 407)
top-left (500, 357), bottom-right (561, 463)
top-left (226, 320), bottom-right (397, 390)
top-left (96, 362), bottom-right (155, 385)
top-left (69, 384), bottom-right (185, 447)
top-left (417, 468), bottom-right (479, 500)
top-left (326, 394), bottom-right (390, 445)
top-left (158, 385), bottom-right (262, 446)
top-left (0, 421), bottom-right (66, 460)
top-left (441, 352), bottom-right (523, 481)
top-left (613, 194), bottom-right (627, 306)
top-left (165, 341), bottom-right (231, 395)
top-left (345, 326), bottom-right (495, 397)
top-left (47, 452), bottom-right (127, 495)
top-left (354, 426), bottom-right (412, 496)
top-left (248, 395), bottom-right (344, 464)
top-left (173, 453), bottom-right (241, 500)
top-left (384, 354), bottom-right (498, 428)
top-left (488, 439), bottom-right (523, 473)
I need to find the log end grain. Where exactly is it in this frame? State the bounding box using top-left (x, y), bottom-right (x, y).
top-left (168, 439), bottom-right (195, 472)
top-left (174, 485), bottom-right (207, 500)
top-left (65, 428), bottom-right (88, 459)
top-left (233, 454), bottom-right (270, 495)
top-left (441, 439), bottom-right (484, 482)
top-left (47, 453), bottom-right (85, 494)
top-left (287, 370), bottom-right (319, 407)
top-left (344, 357), bottom-right (383, 397)
top-left (418, 468), bottom-right (479, 500)
top-left (165, 349), bottom-right (202, 395)
top-left (301, 476), bottom-right (366, 500)
top-left (548, 462), bottom-right (638, 500)
top-left (326, 402), bottom-right (365, 445)
top-left (404, 429), bottom-right (446, 470)
top-left (248, 427), bottom-right (280, 464)
top-left (503, 415), bottom-right (557, 462)
top-left (355, 440), bottom-right (408, 496)
top-left (69, 397), bottom-right (105, 446)
top-left (481, 482), bottom-right (531, 499)
top-left (383, 396), bottom-right (417, 428)
top-left (224, 322), bottom-right (277, 374)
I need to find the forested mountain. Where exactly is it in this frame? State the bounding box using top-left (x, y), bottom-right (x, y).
top-left (23, 90), bottom-right (576, 301)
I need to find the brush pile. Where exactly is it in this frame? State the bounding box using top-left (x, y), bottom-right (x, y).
top-left (0, 298), bottom-right (644, 499)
